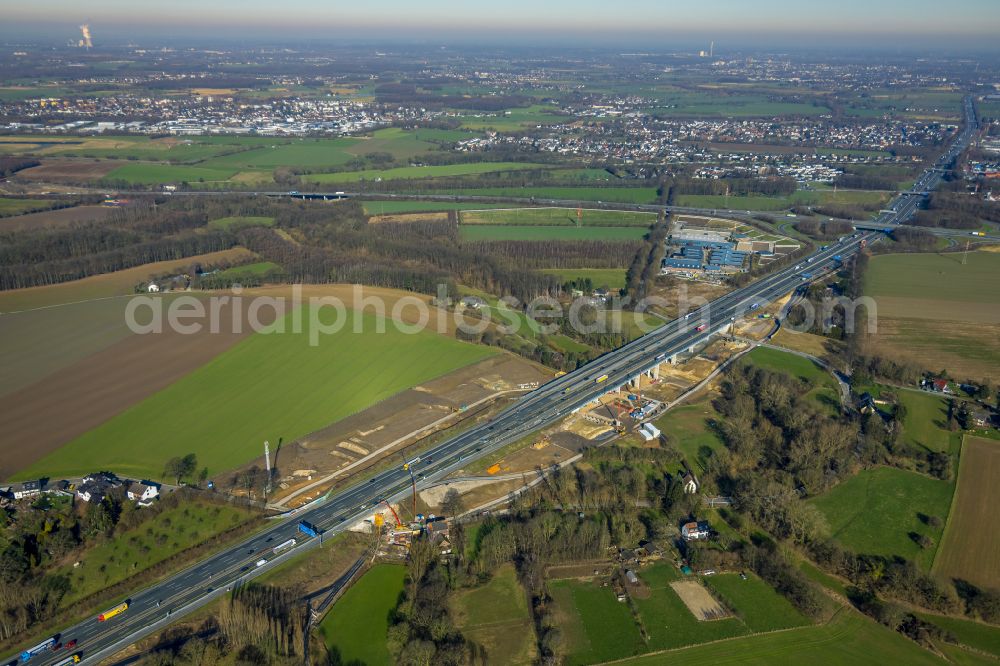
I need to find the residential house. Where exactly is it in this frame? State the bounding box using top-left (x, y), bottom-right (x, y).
top-left (459, 296), bottom-right (484, 310)
top-left (12, 480), bottom-right (42, 500)
top-left (971, 408), bottom-right (994, 429)
top-left (77, 471), bottom-right (123, 503)
top-left (127, 480), bottom-right (161, 503)
top-left (681, 471), bottom-right (699, 494)
top-left (931, 379), bottom-right (951, 394)
top-left (681, 520), bottom-right (711, 541)
top-left (857, 392), bottom-right (877, 415)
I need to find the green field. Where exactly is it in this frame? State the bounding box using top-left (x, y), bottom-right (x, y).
top-left (538, 268), bottom-right (627, 290)
top-left (863, 251), bottom-right (1000, 382)
top-left (105, 163), bottom-right (237, 185)
top-left (451, 564), bottom-right (536, 664)
top-left (744, 346), bottom-right (833, 386)
top-left (550, 578), bottom-right (647, 665)
top-left (200, 129), bottom-right (454, 171)
top-left (460, 225), bottom-right (647, 241)
top-left (896, 390), bottom-right (959, 453)
top-left (16, 308), bottom-right (496, 480)
top-left (460, 207), bottom-right (656, 227)
top-left (676, 189), bottom-right (892, 212)
top-left (550, 563), bottom-right (810, 664)
top-left (457, 104), bottom-right (569, 130)
top-left (215, 261), bottom-right (281, 278)
top-left (548, 334), bottom-right (591, 354)
top-left (307, 161), bottom-right (551, 183)
top-left (634, 564), bottom-right (747, 652)
top-left (917, 611), bottom-right (1000, 656)
top-left (743, 346), bottom-right (840, 411)
top-left (361, 201), bottom-right (514, 215)
top-left (207, 216), bottom-right (275, 230)
top-left (57, 500), bottom-right (253, 605)
top-left (319, 564), bottom-right (406, 666)
top-left (0, 198), bottom-right (59, 216)
top-left (810, 466), bottom-right (954, 568)
top-left (864, 252), bottom-right (1000, 307)
top-left (427, 186), bottom-right (660, 204)
top-left (612, 608), bottom-right (944, 666)
top-left (843, 89), bottom-right (963, 120)
top-left (650, 400), bottom-right (726, 471)
top-left (668, 101), bottom-right (830, 118)
top-left (706, 573), bottom-right (808, 633)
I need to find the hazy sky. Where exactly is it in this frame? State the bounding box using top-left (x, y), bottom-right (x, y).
top-left (3, 0), bottom-right (999, 49)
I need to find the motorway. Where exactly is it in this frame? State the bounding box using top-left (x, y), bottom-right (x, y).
top-left (5, 97), bottom-right (979, 665)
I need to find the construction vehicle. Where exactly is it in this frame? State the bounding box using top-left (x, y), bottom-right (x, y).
top-left (98, 601), bottom-right (129, 622)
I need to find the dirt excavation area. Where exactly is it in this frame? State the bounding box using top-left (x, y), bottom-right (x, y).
top-left (266, 355), bottom-right (551, 506)
top-left (670, 580), bottom-right (731, 621)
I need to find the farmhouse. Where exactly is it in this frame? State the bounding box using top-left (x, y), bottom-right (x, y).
top-left (681, 520), bottom-right (711, 541)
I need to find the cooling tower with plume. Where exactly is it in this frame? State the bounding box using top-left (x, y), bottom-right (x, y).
top-left (78, 24), bottom-right (92, 49)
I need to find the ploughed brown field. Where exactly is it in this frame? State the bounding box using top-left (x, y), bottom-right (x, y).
top-left (0, 297), bottom-right (262, 479)
top-left (0, 204), bottom-right (120, 232)
top-left (15, 159), bottom-right (126, 182)
top-left (934, 436), bottom-right (1000, 591)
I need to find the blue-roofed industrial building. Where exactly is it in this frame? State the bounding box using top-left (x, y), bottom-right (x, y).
top-left (663, 258), bottom-right (702, 270)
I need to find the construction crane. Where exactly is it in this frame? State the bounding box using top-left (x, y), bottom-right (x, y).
top-left (402, 462), bottom-right (418, 519)
top-left (381, 499), bottom-right (403, 528)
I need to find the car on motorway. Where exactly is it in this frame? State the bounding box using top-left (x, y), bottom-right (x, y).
top-left (65, 640), bottom-right (77, 649)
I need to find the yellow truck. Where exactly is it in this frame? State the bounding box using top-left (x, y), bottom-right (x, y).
top-left (98, 600), bottom-right (129, 622)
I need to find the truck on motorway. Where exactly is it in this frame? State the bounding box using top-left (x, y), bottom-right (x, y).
top-left (298, 521), bottom-right (321, 538)
top-left (695, 324), bottom-right (707, 332)
top-left (51, 656), bottom-right (81, 666)
top-left (272, 538), bottom-right (296, 554)
top-left (19, 636), bottom-right (57, 662)
top-left (971, 231), bottom-right (985, 236)
top-left (98, 601), bottom-right (129, 622)
top-left (595, 374), bottom-right (609, 384)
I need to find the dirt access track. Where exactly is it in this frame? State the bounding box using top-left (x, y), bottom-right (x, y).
top-left (261, 353), bottom-right (551, 506)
